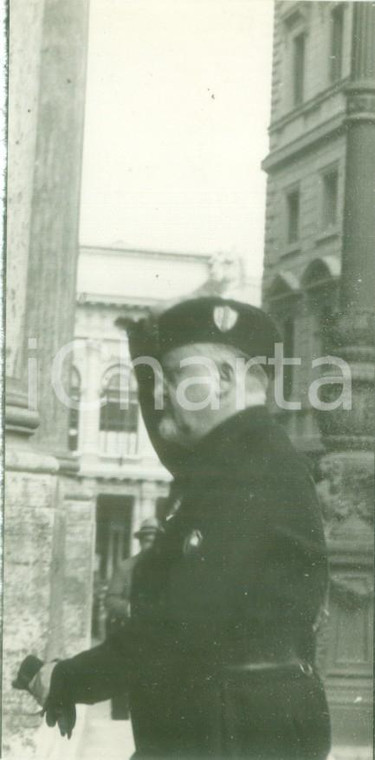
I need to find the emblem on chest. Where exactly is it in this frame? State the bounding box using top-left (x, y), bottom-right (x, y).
top-left (183, 529), bottom-right (203, 556)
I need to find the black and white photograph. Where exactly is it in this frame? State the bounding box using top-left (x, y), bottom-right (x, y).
top-left (3, 1), bottom-right (374, 758)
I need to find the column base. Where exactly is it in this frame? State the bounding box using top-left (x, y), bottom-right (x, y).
top-left (5, 377), bottom-right (39, 438)
top-left (3, 434), bottom-right (95, 759)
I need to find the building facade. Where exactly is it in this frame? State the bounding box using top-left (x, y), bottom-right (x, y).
top-left (262, 2), bottom-right (374, 749)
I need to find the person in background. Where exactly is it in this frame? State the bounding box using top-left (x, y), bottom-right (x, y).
top-left (106, 518), bottom-right (164, 626)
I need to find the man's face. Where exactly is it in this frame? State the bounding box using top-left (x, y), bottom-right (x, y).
top-left (158, 344), bottom-right (223, 448)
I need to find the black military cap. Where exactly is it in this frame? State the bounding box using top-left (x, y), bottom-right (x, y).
top-left (158, 297), bottom-right (280, 375)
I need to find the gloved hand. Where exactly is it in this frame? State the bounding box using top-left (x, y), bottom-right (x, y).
top-left (43, 661), bottom-right (76, 739)
top-left (13, 656), bottom-right (76, 739)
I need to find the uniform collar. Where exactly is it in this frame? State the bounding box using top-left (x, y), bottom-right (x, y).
top-left (183, 405), bottom-right (271, 476)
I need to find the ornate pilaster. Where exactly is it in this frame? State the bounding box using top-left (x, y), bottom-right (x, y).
top-left (317, 0), bottom-right (375, 516)
top-left (314, 4), bottom-right (375, 745)
top-left (350, 2), bottom-right (375, 85)
top-left (316, 0), bottom-right (375, 543)
top-left (341, 2), bottom-right (375, 313)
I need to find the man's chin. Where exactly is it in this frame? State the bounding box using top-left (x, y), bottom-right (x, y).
top-left (158, 417), bottom-right (192, 448)
top-left (158, 417), bottom-right (181, 443)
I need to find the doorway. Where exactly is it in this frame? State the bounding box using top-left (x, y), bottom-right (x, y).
top-left (92, 494), bottom-right (134, 640)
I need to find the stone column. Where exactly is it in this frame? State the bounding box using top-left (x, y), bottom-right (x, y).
top-left (19, 0), bottom-right (90, 462)
top-left (5, 0), bottom-right (44, 440)
top-left (4, 0), bottom-right (92, 757)
top-left (340, 2), bottom-right (375, 313)
top-left (315, 4), bottom-right (375, 747)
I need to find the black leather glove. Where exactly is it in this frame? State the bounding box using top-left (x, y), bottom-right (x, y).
top-left (43, 660), bottom-right (77, 739)
top-left (13, 655), bottom-right (76, 739)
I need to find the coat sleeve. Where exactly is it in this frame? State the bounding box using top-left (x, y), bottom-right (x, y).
top-left (47, 612), bottom-right (162, 706)
top-left (48, 641), bottom-right (131, 706)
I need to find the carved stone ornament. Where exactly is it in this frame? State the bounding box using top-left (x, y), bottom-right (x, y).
top-left (315, 310), bottom-right (375, 450)
top-left (329, 576), bottom-right (374, 611)
top-left (317, 454), bottom-right (374, 534)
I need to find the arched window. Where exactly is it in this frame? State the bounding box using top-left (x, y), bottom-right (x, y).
top-left (267, 272), bottom-right (300, 402)
top-left (299, 256), bottom-right (340, 440)
top-left (99, 366), bottom-right (139, 457)
top-left (301, 256), bottom-right (340, 359)
top-left (68, 366), bottom-right (81, 451)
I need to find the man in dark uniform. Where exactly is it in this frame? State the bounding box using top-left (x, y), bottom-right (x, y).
top-left (17, 297), bottom-right (331, 759)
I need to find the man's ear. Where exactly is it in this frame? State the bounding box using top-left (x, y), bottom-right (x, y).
top-left (218, 361), bottom-right (235, 400)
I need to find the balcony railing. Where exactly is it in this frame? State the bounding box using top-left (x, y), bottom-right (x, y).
top-left (99, 430), bottom-right (138, 458)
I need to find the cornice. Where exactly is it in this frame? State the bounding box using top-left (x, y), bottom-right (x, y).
top-left (79, 245), bottom-right (212, 264)
top-left (82, 470), bottom-right (171, 484)
top-left (76, 294), bottom-right (153, 310)
top-left (345, 85), bottom-right (375, 124)
top-left (262, 112), bottom-right (346, 173)
top-left (279, 1), bottom-right (311, 27)
top-left (268, 78), bottom-right (349, 135)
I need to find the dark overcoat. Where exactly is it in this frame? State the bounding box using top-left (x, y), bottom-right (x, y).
top-left (50, 401), bottom-right (330, 759)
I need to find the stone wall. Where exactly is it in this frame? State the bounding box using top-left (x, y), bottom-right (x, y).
top-left (263, 131), bottom-right (346, 293)
top-left (4, 449), bottom-right (61, 759)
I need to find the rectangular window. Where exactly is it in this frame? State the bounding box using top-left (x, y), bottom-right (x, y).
top-left (330, 5), bottom-right (344, 82)
top-left (100, 401), bottom-right (138, 433)
top-left (293, 33), bottom-right (305, 106)
top-left (287, 188), bottom-right (300, 244)
top-left (322, 170), bottom-right (338, 230)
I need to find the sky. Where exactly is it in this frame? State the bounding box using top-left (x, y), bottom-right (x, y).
top-left (79, 0), bottom-right (274, 285)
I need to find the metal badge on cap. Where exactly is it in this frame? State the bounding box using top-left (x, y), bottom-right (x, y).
top-left (213, 305), bottom-right (239, 332)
